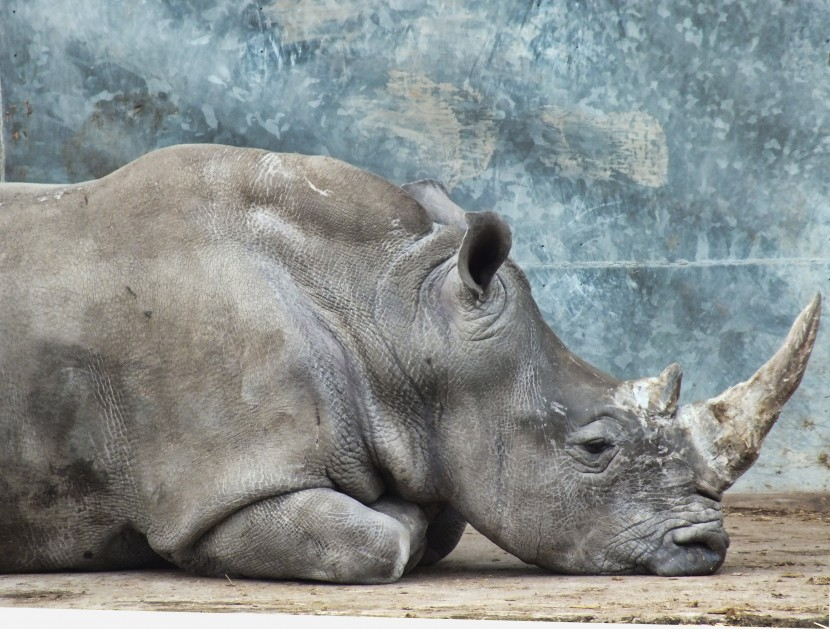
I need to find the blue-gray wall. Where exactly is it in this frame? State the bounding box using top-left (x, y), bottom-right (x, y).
top-left (2, 1), bottom-right (828, 492)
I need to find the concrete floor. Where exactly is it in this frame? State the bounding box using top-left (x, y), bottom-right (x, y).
top-left (0, 495), bottom-right (828, 627)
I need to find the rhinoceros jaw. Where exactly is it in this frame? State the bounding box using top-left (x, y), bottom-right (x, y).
top-left (679, 293), bottom-right (821, 491)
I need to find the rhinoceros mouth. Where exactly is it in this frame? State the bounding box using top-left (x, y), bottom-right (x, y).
top-left (644, 520), bottom-right (729, 576)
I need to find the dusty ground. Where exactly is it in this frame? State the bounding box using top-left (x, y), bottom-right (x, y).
top-left (0, 495), bottom-right (827, 627)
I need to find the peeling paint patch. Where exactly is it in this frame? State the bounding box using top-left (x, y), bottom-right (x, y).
top-left (201, 104), bottom-right (218, 130)
top-left (266, 0), bottom-right (363, 47)
top-left (536, 107), bottom-right (669, 188)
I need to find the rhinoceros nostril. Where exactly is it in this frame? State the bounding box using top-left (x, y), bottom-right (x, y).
top-left (672, 526), bottom-right (729, 574)
top-left (673, 523), bottom-right (729, 554)
top-left (646, 523), bottom-right (729, 576)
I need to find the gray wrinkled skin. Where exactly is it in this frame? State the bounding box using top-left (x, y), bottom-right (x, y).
top-left (0, 145), bottom-right (818, 582)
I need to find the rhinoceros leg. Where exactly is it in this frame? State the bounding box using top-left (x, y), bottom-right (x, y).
top-left (418, 505), bottom-right (467, 566)
top-left (177, 488), bottom-right (429, 584)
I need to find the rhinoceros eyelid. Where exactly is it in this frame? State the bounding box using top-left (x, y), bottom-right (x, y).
top-left (566, 438), bottom-right (619, 473)
top-left (567, 413), bottom-right (623, 439)
top-left (588, 407), bottom-right (630, 425)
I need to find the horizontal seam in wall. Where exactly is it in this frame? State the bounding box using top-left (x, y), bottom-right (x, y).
top-left (519, 257), bottom-right (830, 270)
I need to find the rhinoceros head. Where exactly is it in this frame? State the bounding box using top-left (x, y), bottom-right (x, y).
top-left (404, 181), bottom-right (820, 576)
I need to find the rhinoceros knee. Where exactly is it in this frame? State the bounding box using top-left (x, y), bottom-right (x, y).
top-left (327, 524), bottom-right (412, 584)
top-left (169, 489), bottom-right (419, 584)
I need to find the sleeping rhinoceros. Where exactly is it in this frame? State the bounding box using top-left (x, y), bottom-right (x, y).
top-left (0, 144), bottom-right (820, 582)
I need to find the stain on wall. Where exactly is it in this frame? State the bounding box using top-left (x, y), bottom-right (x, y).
top-left (537, 107), bottom-right (668, 188)
top-left (1, 0), bottom-right (828, 491)
top-left (347, 71), bottom-right (498, 187)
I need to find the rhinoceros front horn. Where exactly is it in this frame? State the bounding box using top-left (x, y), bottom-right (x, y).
top-left (678, 294), bottom-right (821, 493)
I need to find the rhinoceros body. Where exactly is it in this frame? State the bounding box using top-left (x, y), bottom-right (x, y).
top-left (0, 144), bottom-right (819, 582)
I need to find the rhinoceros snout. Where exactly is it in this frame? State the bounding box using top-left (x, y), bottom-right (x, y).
top-left (647, 522), bottom-right (729, 577)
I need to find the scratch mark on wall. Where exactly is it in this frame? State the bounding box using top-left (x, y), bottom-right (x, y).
top-left (521, 256), bottom-right (829, 270)
top-left (537, 107), bottom-right (669, 188)
top-left (304, 176), bottom-right (330, 197)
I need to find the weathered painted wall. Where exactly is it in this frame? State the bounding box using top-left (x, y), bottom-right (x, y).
top-left (1, 1), bottom-right (828, 491)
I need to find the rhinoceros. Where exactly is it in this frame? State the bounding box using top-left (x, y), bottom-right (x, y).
top-left (0, 144), bottom-right (820, 582)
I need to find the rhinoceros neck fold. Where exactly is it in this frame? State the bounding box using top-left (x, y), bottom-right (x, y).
top-left (356, 232), bottom-right (474, 502)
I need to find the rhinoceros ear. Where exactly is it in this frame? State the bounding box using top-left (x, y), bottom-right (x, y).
top-left (402, 179), bottom-right (468, 229)
top-left (458, 211), bottom-right (512, 297)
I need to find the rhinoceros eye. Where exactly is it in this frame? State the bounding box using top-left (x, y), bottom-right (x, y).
top-left (566, 416), bottom-right (621, 472)
top-left (581, 438), bottom-right (613, 455)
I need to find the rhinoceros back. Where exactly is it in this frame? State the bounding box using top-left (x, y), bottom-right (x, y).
top-left (0, 144), bottom-right (437, 572)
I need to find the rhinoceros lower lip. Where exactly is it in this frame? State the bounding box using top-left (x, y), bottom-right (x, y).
top-left (645, 522), bottom-right (729, 577)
